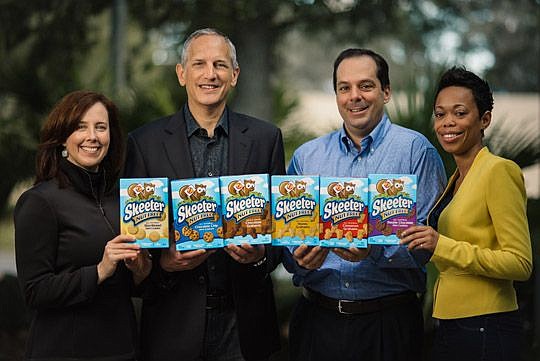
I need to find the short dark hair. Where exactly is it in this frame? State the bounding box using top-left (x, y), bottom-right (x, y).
top-left (333, 48), bottom-right (390, 93)
top-left (35, 90), bottom-right (124, 190)
top-left (434, 66), bottom-right (493, 115)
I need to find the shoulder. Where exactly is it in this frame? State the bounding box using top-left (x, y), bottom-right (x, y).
top-left (293, 131), bottom-right (339, 155)
top-left (128, 113), bottom-right (179, 140)
top-left (479, 150), bottom-right (522, 178)
top-left (387, 123), bottom-right (436, 150)
top-left (231, 111), bottom-right (281, 134)
top-left (14, 181), bottom-right (59, 216)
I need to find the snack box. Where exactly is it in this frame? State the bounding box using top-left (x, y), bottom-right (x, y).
top-left (367, 174), bottom-right (417, 245)
top-left (271, 175), bottom-right (319, 246)
top-left (171, 178), bottom-right (224, 250)
top-left (219, 174), bottom-right (272, 245)
top-left (120, 178), bottom-right (169, 248)
top-left (319, 177), bottom-right (368, 248)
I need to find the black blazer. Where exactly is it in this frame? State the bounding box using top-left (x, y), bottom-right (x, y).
top-left (124, 107), bottom-right (285, 361)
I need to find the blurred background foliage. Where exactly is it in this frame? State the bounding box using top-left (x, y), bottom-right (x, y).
top-left (0, 0), bottom-right (538, 360)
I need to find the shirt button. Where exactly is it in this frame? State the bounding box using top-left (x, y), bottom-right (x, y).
top-left (208, 171), bottom-right (214, 176)
top-left (388, 258), bottom-right (393, 263)
top-left (198, 275), bottom-right (206, 284)
top-left (345, 282), bottom-right (350, 288)
top-left (210, 265), bottom-right (216, 271)
top-left (479, 327), bottom-right (485, 332)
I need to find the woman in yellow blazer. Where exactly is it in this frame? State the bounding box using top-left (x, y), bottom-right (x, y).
top-left (399, 67), bottom-right (532, 361)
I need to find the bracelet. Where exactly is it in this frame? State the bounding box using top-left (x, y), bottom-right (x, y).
top-left (252, 256), bottom-right (267, 268)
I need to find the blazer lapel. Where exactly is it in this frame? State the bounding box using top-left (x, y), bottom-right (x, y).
top-left (162, 111), bottom-right (195, 179)
top-left (228, 110), bottom-right (252, 175)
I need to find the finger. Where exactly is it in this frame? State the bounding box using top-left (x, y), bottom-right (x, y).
top-left (309, 247), bottom-right (329, 267)
top-left (109, 235), bottom-right (137, 244)
top-left (302, 246), bottom-right (325, 265)
top-left (178, 249), bottom-right (208, 260)
top-left (223, 246), bottom-right (243, 262)
top-left (293, 244), bottom-right (310, 259)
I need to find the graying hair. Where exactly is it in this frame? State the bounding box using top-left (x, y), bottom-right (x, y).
top-left (180, 28), bottom-right (239, 69)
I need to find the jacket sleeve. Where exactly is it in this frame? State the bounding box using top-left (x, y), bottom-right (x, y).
top-left (14, 190), bottom-right (99, 310)
top-left (270, 128), bottom-right (286, 176)
top-left (431, 160), bottom-right (532, 281)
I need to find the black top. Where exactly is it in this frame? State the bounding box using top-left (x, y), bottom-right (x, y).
top-left (14, 159), bottom-right (137, 361)
top-left (184, 105), bottom-right (230, 295)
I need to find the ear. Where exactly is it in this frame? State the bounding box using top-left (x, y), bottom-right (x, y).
top-left (230, 66), bottom-right (240, 87)
top-left (383, 86), bottom-right (392, 104)
top-left (480, 110), bottom-right (492, 131)
top-left (176, 64), bottom-right (186, 87)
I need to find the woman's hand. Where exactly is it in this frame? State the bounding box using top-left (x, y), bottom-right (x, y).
top-left (399, 226), bottom-right (439, 252)
top-left (125, 249), bottom-right (152, 285)
top-left (97, 235), bottom-right (141, 284)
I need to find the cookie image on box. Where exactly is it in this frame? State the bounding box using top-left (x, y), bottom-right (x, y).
top-left (368, 174), bottom-right (417, 245)
top-left (319, 177), bottom-right (368, 248)
top-left (220, 174), bottom-right (272, 245)
top-left (171, 178), bottom-right (224, 251)
top-left (271, 176), bottom-right (319, 246)
top-left (120, 178), bottom-right (169, 248)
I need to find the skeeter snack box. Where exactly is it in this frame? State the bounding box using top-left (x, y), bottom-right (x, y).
top-left (220, 174), bottom-right (272, 245)
top-left (271, 175), bottom-right (319, 246)
top-left (120, 178), bottom-right (169, 248)
top-left (319, 177), bottom-right (368, 248)
top-left (368, 174), bottom-right (417, 245)
top-left (171, 178), bottom-right (224, 250)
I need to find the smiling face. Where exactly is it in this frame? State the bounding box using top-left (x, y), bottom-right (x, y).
top-left (63, 102), bottom-right (110, 172)
top-left (433, 86), bottom-right (491, 159)
top-left (335, 56), bottom-right (391, 143)
top-left (176, 34), bottom-right (239, 114)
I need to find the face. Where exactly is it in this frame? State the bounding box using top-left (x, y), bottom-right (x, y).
top-left (335, 56), bottom-right (391, 141)
top-left (63, 102), bottom-right (110, 172)
top-left (433, 86), bottom-right (491, 157)
top-left (176, 34), bottom-right (239, 113)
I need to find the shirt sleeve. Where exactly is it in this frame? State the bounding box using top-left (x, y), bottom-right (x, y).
top-left (431, 160), bottom-right (532, 281)
top-left (14, 190), bottom-right (99, 310)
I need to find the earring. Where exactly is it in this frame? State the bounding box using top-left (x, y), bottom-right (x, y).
top-left (61, 148), bottom-right (68, 158)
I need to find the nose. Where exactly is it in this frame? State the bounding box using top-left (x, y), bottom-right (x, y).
top-left (350, 86), bottom-right (363, 101)
top-left (203, 63), bottom-right (216, 79)
top-left (86, 127), bottom-right (98, 140)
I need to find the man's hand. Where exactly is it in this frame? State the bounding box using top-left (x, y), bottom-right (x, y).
top-left (159, 242), bottom-right (214, 272)
top-left (293, 244), bottom-right (329, 270)
top-left (225, 243), bottom-right (265, 264)
top-left (332, 246), bottom-right (371, 262)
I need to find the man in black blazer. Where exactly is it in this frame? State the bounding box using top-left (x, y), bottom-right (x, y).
top-left (124, 28), bottom-right (284, 361)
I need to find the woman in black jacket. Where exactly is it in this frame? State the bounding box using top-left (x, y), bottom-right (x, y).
top-left (14, 90), bottom-right (151, 360)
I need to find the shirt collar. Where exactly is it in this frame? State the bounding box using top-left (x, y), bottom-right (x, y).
top-left (339, 113), bottom-right (391, 155)
top-left (183, 104), bottom-right (229, 137)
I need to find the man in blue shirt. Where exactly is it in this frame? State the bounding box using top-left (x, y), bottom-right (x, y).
top-left (284, 48), bottom-right (447, 361)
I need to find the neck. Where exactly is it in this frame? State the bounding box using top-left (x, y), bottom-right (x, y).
top-left (188, 101), bottom-right (226, 137)
top-left (453, 143), bottom-right (484, 180)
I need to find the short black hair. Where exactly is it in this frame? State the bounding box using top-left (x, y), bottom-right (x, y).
top-left (333, 48), bottom-right (390, 93)
top-left (435, 66), bottom-right (493, 115)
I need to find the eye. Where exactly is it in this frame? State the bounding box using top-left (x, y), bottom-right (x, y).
top-left (216, 62), bottom-right (228, 69)
top-left (360, 83), bottom-right (375, 90)
top-left (434, 112), bottom-right (444, 119)
top-left (96, 123), bottom-right (108, 131)
top-left (338, 85), bottom-right (349, 92)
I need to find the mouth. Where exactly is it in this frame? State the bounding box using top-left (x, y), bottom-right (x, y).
top-left (439, 131), bottom-right (464, 141)
top-left (80, 145), bottom-right (102, 154)
top-left (199, 84), bottom-right (220, 90)
top-left (349, 104), bottom-right (369, 114)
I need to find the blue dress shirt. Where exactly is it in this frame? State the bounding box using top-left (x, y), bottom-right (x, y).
top-left (284, 114), bottom-right (447, 300)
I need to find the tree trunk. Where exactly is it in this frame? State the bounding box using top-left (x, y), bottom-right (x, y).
top-left (232, 22), bottom-right (275, 122)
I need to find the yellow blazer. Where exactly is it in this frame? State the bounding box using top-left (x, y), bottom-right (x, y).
top-left (430, 147), bottom-right (532, 319)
